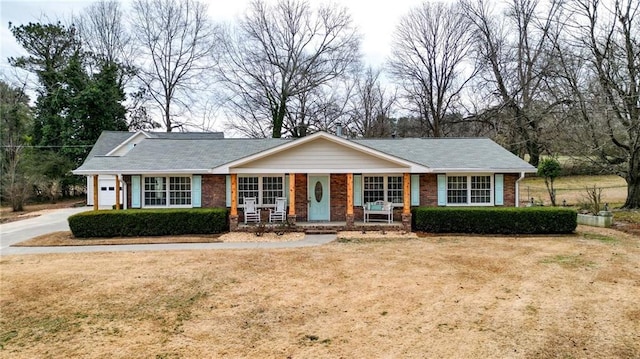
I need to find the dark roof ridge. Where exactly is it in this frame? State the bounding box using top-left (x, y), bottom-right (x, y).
top-left (353, 137), bottom-right (491, 140)
top-left (142, 137), bottom-right (288, 140)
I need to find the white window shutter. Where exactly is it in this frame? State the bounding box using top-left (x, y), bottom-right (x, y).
top-left (411, 175), bottom-right (420, 206)
top-left (225, 175), bottom-right (231, 207)
top-left (284, 175), bottom-right (290, 205)
top-left (192, 175), bottom-right (202, 207)
top-left (437, 174), bottom-right (446, 206)
top-left (494, 174), bottom-right (504, 205)
top-left (132, 175), bottom-right (141, 208)
top-left (353, 175), bottom-right (362, 206)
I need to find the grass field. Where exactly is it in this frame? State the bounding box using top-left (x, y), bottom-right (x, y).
top-left (1, 227), bottom-right (639, 358)
top-left (519, 175), bottom-right (627, 207)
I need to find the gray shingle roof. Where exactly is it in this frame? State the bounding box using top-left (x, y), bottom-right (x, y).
top-left (147, 132), bottom-right (224, 140)
top-left (353, 138), bottom-right (533, 171)
top-left (84, 131), bottom-right (225, 158)
top-left (85, 131), bottom-right (133, 157)
top-left (75, 137), bottom-right (288, 173)
top-left (74, 131), bottom-right (534, 174)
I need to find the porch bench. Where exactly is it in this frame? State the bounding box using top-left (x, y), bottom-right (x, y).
top-left (363, 200), bottom-right (393, 223)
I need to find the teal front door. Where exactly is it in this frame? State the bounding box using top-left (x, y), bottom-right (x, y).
top-left (308, 175), bottom-right (329, 221)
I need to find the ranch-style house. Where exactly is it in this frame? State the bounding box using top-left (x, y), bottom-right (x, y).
top-left (73, 130), bottom-right (536, 231)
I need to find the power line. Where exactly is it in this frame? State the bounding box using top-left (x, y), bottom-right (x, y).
top-left (0, 145), bottom-right (94, 148)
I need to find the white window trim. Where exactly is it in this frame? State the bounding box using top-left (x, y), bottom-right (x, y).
top-left (238, 175), bottom-right (285, 208)
top-left (362, 174), bottom-right (404, 207)
top-left (142, 175), bottom-right (193, 208)
top-left (446, 173), bottom-right (494, 206)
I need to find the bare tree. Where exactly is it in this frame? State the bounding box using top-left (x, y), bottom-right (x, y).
top-left (75, 0), bottom-right (133, 67)
top-left (461, 0), bottom-right (563, 166)
top-left (388, 1), bottom-right (476, 138)
top-left (284, 81), bottom-right (354, 137)
top-left (346, 66), bottom-right (396, 138)
top-left (131, 0), bottom-right (217, 131)
top-left (216, 0), bottom-right (361, 138)
top-left (557, 0), bottom-right (640, 208)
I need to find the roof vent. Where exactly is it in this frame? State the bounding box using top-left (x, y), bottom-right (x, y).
top-left (336, 122), bottom-right (343, 137)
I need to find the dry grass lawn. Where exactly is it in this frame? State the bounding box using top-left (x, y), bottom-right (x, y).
top-left (13, 231), bottom-right (305, 246)
top-left (1, 228), bottom-right (639, 358)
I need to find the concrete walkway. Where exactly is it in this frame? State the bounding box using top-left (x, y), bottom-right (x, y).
top-left (0, 207), bottom-right (336, 256)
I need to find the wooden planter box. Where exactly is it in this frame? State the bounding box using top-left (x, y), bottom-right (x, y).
top-left (577, 211), bottom-right (613, 228)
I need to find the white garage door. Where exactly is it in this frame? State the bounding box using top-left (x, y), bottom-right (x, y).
top-left (98, 179), bottom-right (123, 207)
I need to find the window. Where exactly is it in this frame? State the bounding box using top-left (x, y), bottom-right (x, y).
top-left (447, 176), bottom-right (467, 204)
top-left (364, 175), bottom-right (403, 205)
top-left (238, 177), bottom-right (259, 205)
top-left (169, 177), bottom-right (191, 205)
top-left (238, 176), bottom-right (284, 206)
top-left (364, 176), bottom-right (384, 203)
top-left (470, 176), bottom-right (491, 204)
top-left (144, 176), bottom-right (191, 207)
top-left (387, 176), bottom-right (403, 204)
top-left (446, 175), bottom-right (492, 205)
top-left (262, 176), bottom-right (284, 205)
top-left (144, 177), bottom-right (166, 206)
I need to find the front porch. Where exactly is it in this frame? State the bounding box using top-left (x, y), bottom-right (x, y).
top-left (228, 172), bottom-right (414, 232)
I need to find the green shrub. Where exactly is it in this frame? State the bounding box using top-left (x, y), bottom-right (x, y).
top-left (68, 208), bottom-right (228, 238)
top-left (412, 207), bottom-right (577, 234)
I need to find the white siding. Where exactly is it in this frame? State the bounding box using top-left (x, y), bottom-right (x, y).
top-left (86, 176), bottom-right (94, 205)
top-left (236, 138), bottom-right (406, 171)
top-left (109, 133), bottom-right (146, 156)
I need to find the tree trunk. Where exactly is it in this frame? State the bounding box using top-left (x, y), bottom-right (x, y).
top-left (527, 141), bottom-right (541, 168)
top-left (623, 154), bottom-right (640, 209)
top-left (544, 177), bottom-right (557, 206)
top-left (272, 101), bottom-right (287, 138)
top-left (165, 100), bottom-right (172, 132)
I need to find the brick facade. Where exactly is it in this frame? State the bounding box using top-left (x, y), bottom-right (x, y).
top-left (123, 175), bottom-right (132, 208)
top-left (418, 173), bottom-right (519, 207)
top-left (330, 174), bottom-right (347, 221)
top-left (294, 173), bottom-right (308, 221)
top-left (120, 172), bottom-right (521, 223)
top-left (201, 174), bottom-right (226, 208)
top-left (503, 173), bottom-right (518, 206)
top-left (420, 174), bottom-right (438, 206)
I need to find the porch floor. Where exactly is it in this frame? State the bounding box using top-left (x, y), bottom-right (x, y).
top-left (237, 221), bottom-right (405, 233)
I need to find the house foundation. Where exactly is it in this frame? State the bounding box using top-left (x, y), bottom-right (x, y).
top-left (401, 213), bottom-right (412, 232)
top-left (229, 215), bottom-right (239, 231)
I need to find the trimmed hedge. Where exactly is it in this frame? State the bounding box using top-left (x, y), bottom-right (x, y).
top-left (68, 208), bottom-right (228, 238)
top-left (412, 207), bottom-right (577, 234)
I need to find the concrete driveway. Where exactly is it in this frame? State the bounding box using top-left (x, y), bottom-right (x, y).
top-left (1, 207), bottom-right (91, 249)
top-left (0, 207), bottom-right (335, 256)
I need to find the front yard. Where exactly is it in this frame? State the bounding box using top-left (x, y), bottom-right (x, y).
top-left (1, 228), bottom-right (639, 358)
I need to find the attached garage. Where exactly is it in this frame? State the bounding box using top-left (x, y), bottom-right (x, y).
top-left (86, 175), bottom-right (124, 208)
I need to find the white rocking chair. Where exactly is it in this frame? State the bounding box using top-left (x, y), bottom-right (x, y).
top-left (243, 197), bottom-right (260, 224)
top-left (269, 197), bottom-right (287, 223)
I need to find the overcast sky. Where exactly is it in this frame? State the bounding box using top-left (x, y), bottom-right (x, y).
top-left (0, 0), bottom-right (438, 134)
top-left (0, 0), bottom-right (431, 75)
